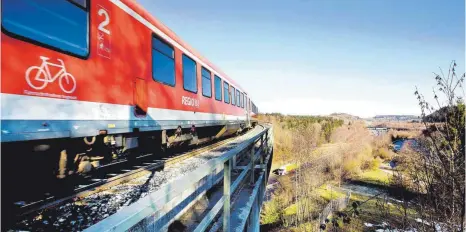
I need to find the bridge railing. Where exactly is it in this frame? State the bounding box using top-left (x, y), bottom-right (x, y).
top-left (84, 125), bottom-right (273, 232)
top-left (195, 125), bottom-right (273, 232)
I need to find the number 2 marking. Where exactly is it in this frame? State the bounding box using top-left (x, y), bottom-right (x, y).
top-left (98, 8), bottom-right (110, 35)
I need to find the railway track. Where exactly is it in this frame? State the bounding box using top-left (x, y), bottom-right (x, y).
top-left (7, 127), bottom-right (260, 230)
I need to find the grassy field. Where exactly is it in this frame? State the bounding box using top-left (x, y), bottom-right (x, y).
top-left (283, 184), bottom-right (347, 216)
top-left (317, 184), bottom-right (347, 201)
top-left (355, 169), bottom-right (391, 185)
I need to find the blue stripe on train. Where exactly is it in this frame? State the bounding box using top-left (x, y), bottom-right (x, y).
top-left (1, 119), bottom-right (242, 142)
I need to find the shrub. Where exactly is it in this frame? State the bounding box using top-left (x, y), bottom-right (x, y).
top-left (369, 157), bottom-right (383, 170)
top-left (375, 148), bottom-right (392, 160)
top-left (261, 197), bottom-right (281, 225)
top-left (342, 160), bottom-right (361, 179)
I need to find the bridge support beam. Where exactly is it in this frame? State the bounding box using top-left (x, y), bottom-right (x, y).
top-left (223, 158), bottom-right (231, 232)
top-left (250, 145), bottom-right (255, 184)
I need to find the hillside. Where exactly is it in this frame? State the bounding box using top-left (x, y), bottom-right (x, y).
top-left (329, 113), bottom-right (361, 122)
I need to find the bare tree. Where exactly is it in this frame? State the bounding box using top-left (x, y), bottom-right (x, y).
top-left (291, 125), bottom-right (320, 226)
top-left (406, 61), bottom-right (465, 231)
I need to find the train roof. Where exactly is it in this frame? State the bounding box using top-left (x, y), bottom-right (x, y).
top-left (122, 0), bottom-right (245, 93)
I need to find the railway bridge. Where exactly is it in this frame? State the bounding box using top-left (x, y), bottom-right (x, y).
top-left (366, 126), bottom-right (412, 136)
top-left (6, 125), bottom-right (274, 232)
top-left (82, 124), bottom-right (274, 232)
top-left (366, 126), bottom-right (411, 131)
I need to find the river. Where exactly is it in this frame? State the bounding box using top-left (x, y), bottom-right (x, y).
top-left (393, 139), bottom-right (417, 152)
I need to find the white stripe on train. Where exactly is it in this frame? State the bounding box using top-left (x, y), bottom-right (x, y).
top-left (1, 93), bottom-right (247, 121)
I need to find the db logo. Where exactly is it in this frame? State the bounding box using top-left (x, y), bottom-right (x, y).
top-left (25, 56), bottom-right (76, 94)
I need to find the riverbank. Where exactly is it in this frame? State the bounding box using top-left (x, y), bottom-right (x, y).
top-left (321, 164), bottom-right (420, 231)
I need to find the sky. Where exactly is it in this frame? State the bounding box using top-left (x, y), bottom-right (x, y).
top-left (137, 0), bottom-right (465, 118)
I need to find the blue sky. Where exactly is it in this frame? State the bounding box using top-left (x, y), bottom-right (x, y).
top-left (138, 0), bottom-right (465, 118)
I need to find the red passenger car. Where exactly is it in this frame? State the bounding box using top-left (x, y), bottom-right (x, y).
top-left (1, 0), bottom-right (259, 178)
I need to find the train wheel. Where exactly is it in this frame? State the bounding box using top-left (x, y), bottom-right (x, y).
top-left (76, 156), bottom-right (93, 174)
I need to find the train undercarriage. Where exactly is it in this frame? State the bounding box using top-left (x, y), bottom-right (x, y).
top-left (2, 122), bottom-right (257, 182)
top-left (1, 120), bottom-right (259, 230)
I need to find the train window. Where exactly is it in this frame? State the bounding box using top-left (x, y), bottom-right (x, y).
top-left (2, 0), bottom-right (89, 58)
top-left (239, 93), bottom-right (242, 108)
top-left (236, 90), bottom-right (240, 108)
top-left (182, 54), bottom-right (197, 93)
top-left (231, 87), bottom-right (236, 105)
top-left (241, 93), bottom-right (244, 108)
top-left (223, 82), bottom-right (230, 104)
top-left (201, 67), bottom-right (212, 98)
top-left (152, 36), bottom-right (175, 86)
top-left (215, 75), bottom-right (222, 101)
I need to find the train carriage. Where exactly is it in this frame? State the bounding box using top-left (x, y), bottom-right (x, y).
top-left (1, 0), bottom-right (259, 179)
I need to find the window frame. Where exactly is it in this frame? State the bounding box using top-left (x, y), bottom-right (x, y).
top-left (201, 66), bottom-right (212, 98)
top-left (151, 34), bottom-right (176, 87)
top-left (231, 86), bottom-right (236, 106)
top-left (214, 75), bottom-right (223, 101)
top-left (236, 90), bottom-right (241, 108)
top-left (241, 93), bottom-right (244, 108)
top-left (182, 54), bottom-right (198, 93)
top-left (1, 0), bottom-right (91, 59)
top-left (223, 82), bottom-right (230, 104)
top-left (67, 0), bottom-right (88, 10)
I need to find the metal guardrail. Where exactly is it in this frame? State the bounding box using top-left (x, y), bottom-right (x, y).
top-left (84, 125), bottom-right (273, 232)
top-left (196, 126), bottom-right (273, 232)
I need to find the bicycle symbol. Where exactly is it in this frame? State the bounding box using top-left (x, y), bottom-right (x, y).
top-left (25, 56), bottom-right (76, 94)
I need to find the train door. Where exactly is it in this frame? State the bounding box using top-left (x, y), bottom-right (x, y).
top-left (133, 77), bottom-right (148, 117)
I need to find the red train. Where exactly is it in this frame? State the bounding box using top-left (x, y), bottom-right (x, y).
top-left (1, 0), bottom-right (259, 179)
